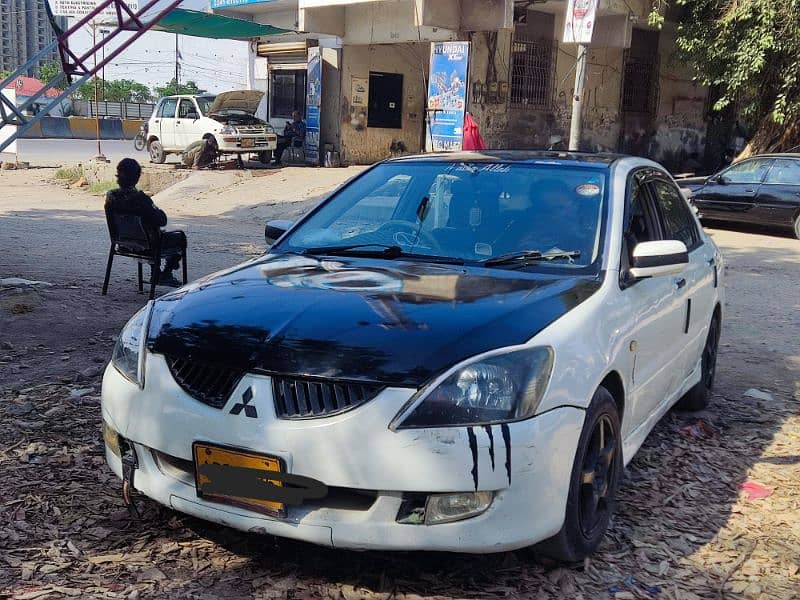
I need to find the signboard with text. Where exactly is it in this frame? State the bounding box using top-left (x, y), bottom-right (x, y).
top-left (211, 0), bottom-right (276, 8)
top-left (562, 0), bottom-right (599, 44)
top-left (49, 0), bottom-right (139, 22)
top-left (305, 46), bottom-right (322, 166)
top-left (425, 41), bottom-right (470, 152)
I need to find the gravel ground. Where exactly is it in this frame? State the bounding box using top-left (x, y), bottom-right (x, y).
top-left (0, 167), bottom-right (798, 599)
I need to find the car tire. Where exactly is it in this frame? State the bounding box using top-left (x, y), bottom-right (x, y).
top-left (148, 139), bottom-right (166, 164)
top-left (675, 314), bottom-right (721, 411)
top-left (258, 151), bottom-right (272, 164)
top-left (793, 214), bottom-right (800, 240)
top-left (535, 386), bottom-right (622, 562)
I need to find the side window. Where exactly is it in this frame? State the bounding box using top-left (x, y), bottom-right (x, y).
top-left (177, 99), bottom-right (195, 119)
top-left (621, 175), bottom-right (658, 281)
top-left (721, 158), bottom-right (773, 184)
top-left (764, 159), bottom-right (800, 184)
top-left (651, 179), bottom-right (700, 251)
top-left (158, 98), bottom-right (177, 119)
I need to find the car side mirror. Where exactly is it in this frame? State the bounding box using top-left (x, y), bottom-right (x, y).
top-left (629, 240), bottom-right (688, 279)
top-left (265, 219), bottom-right (293, 246)
top-left (714, 175), bottom-right (728, 185)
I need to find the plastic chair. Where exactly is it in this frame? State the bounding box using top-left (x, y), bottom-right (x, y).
top-left (102, 207), bottom-right (187, 299)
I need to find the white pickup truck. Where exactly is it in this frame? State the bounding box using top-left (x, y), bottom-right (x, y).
top-left (146, 90), bottom-right (277, 164)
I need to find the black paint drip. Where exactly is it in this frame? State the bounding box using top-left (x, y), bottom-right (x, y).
top-left (467, 427), bottom-right (479, 491)
top-left (501, 423), bottom-right (511, 485)
top-left (483, 425), bottom-right (495, 470)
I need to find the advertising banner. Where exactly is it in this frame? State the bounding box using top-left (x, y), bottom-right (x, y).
top-left (425, 41), bottom-right (469, 153)
top-left (305, 46), bottom-right (322, 166)
top-left (49, 1), bottom-right (139, 22)
top-left (211, 0), bottom-right (275, 7)
top-left (562, 0), bottom-right (599, 44)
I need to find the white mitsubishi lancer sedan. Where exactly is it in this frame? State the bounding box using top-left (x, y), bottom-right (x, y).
top-left (101, 151), bottom-right (724, 561)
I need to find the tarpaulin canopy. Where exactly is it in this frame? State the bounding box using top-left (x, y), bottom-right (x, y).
top-left (151, 8), bottom-right (291, 39)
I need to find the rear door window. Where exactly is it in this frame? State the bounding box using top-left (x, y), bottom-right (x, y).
top-left (764, 159), bottom-right (800, 185)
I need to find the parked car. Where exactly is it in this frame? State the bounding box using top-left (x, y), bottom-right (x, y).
top-left (146, 90), bottom-right (277, 164)
top-left (102, 151), bottom-right (724, 559)
top-left (680, 153), bottom-right (800, 238)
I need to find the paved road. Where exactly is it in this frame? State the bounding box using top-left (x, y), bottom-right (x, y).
top-left (4, 138), bottom-right (151, 165)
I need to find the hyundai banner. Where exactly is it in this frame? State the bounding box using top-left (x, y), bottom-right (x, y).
top-left (426, 41), bottom-right (470, 153)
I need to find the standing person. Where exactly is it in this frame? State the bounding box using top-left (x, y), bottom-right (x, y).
top-left (105, 158), bottom-right (186, 287)
top-left (274, 110), bottom-right (306, 165)
top-left (182, 134), bottom-right (218, 169)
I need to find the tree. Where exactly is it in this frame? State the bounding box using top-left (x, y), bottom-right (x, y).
top-left (656, 0), bottom-right (800, 155)
top-left (72, 78), bottom-right (153, 103)
top-left (38, 60), bottom-right (65, 89)
top-left (152, 78), bottom-right (207, 98)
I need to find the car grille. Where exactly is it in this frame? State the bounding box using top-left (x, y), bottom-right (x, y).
top-left (165, 355), bottom-right (243, 409)
top-left (273, 376), bottom-right (385, 419)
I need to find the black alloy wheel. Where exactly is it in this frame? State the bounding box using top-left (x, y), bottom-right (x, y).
top-left (578, 414), bottom-right (618, 540)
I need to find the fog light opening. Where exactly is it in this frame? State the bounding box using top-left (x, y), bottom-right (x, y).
top-left (424, 491), bottom-right (494, 525)
top-left (102, 421), bottom-right (122, 458)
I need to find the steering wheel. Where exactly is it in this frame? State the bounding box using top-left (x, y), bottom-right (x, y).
top-left (375, 220), bottom-right (442, 252)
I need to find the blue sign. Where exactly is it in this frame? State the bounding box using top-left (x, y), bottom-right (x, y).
top-left (426, 41), bottom-right (470, 152)
top-left (210, 0), bottom-right (275, 8)
top-left (305, 46), bottom-right (322, 166)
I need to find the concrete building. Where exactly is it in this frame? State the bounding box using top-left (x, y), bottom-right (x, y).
top-left (212, 0), bottom-right (708, 171)
top-left (0, 0), bottom-right (68, 77)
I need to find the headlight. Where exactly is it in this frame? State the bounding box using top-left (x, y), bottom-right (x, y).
top-left (111, 302), bottom-right (152, 387)
top-left (220, 125), bottom-right (238, 135)
top-left (390, 346), bottom-right (554, 429)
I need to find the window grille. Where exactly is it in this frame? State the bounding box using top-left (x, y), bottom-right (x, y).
top-left (510, 37), bottom-right (556, 108)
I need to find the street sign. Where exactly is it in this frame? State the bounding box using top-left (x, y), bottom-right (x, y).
top-left (48, 1), bottom-right (140, 23)
top-left (563, 0), bottom-right (599, 44)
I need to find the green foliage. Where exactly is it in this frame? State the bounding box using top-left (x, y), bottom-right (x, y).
top-left (152, 79), bottom-right (207, 98)
top-left (72, 78), bottom-right (153, 103)
top-left (675, 0), bottom-right (800, 148)
top-left (88, 180), bottom-right (117, 195)
top-left (38, 61), bottom-right (64, 89)
top-left (0, 70), bottom-right (11, 81)
top-left (54, 165), bottom-right (84, 181)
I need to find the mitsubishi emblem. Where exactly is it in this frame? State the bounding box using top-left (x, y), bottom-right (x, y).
top-left (230, 386), bottom-right (258, 418)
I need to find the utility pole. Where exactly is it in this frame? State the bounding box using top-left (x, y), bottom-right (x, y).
top-left (100, 28), bottom-right (110, 102)
top-left (92, 22), bottom-right (106, 163)
top-left (568, 44), bottom-right (588, 151)
top-left (175, 34), bottom-right (180, 93)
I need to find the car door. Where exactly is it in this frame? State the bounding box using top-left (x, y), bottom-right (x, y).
top-left (155, 97), bottom-right (178, 150)
top-left (175, 99), bottom-right (198, 149)
top-left (649, 176), bottom-right (716, 384)
top-left (618, 170), bottom-right (689, 432)
top-left (756, 158), bottom-right (800, 227)
top-left (692, 157), bottom-right (774, 220)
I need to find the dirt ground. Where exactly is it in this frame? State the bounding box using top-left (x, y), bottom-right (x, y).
top-left (0, 166), bottom-right (798, 600)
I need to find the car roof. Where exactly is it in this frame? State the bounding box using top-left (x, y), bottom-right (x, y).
top-left (737, 153), bottom-right (800, 159)
top-left (385, 150), bottom-right (626, 169)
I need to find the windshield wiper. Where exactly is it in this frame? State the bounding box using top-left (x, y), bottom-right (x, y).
top-left (302, 244), bottom-right (404, 258)
top-left (482, 249), bottom-right (581, 267)
top-left (301, 244), bottom-right (464, 264)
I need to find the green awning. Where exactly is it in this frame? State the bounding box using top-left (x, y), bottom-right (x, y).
top-left (152, 8), bottom-right (291, 39)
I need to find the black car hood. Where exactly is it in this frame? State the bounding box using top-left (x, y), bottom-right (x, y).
top-left (148, 254), bottom-right (602, 386)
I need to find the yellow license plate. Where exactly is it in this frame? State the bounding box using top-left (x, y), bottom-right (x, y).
top-left (241, 138), bottom-right (255, 148)
top-left (193, 443), bottom-right (285, 517)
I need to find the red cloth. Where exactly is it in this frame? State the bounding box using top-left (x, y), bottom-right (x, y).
top-left (462, 112), bottom-right (486, 150)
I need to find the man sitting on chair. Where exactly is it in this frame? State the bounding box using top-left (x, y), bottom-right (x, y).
top-left (182, 134), bottom-right (218, 170)
top-left (274, 110), bottom-right (306, 165)
top-left (105, 158), bottom-right (185, 287)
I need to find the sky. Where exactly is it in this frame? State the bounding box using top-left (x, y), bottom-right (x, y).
top-left (65, 0), bottom-right (249, 95)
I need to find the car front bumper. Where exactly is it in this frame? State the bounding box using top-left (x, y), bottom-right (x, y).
top-left (101, 354), bottom-right (585, 552)
top-left (218, 135), bottom-right (277, 153)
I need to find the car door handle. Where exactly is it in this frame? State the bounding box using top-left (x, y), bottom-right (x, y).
top-left (707, 257), bottom-right (715, 266)
top-left (674, 277), bottom-right (686, 290)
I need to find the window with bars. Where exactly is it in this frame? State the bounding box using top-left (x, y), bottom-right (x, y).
top-left (622, 54), bottom-right (660, 114)
top-left (510, 37), bottom-right (556, 108)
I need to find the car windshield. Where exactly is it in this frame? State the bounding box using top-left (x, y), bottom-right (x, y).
top-left (279, 162), bottom-right (608, 270)
top-left (196, 96), bottom-right (216, 116)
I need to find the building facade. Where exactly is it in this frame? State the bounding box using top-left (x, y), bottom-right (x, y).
top-left (0, 0), bottom-right (68, 77)
top-left (212, 0), bottom-right (708, 171)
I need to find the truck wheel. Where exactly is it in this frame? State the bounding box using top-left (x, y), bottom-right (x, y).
top-left (148, 140), bottom-right (165, 164)
top-left (258, 151), bottom-right (272, 164)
